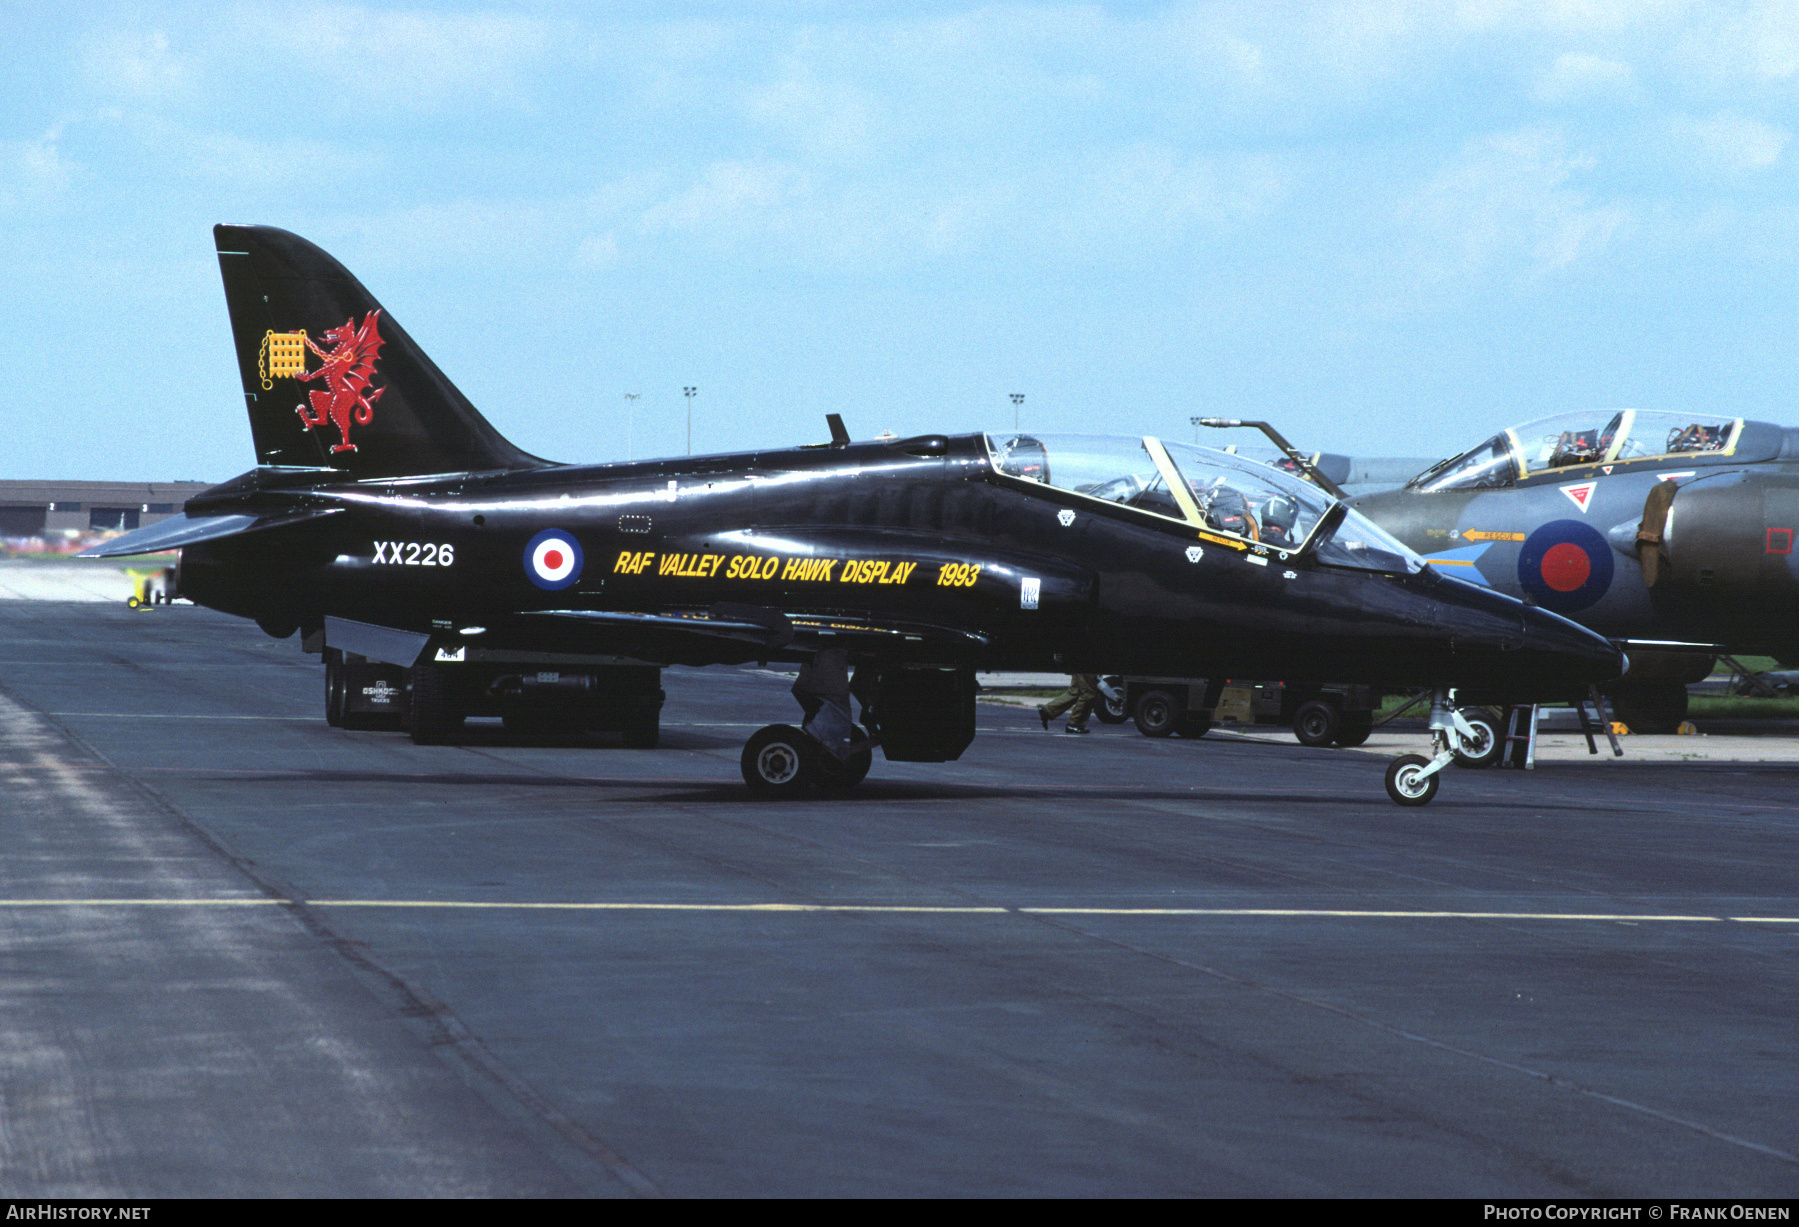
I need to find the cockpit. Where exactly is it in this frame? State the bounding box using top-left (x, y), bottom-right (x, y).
top-left (984, 433), bottom-right (1421, 574)
top-left (1405, 410), bottom-right (1746, 493)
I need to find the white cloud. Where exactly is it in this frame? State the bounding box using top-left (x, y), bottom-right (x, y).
top-left (31, 107), bottom-right (355, 197)
top-left (1674, 0), bottom-right (1799, 84)
top-left (1672, 110), bottom-right (1791, 170)
top-left (574, 231), bottom-right (618, 268)
top-left (182, 128), bottom-right (365, 187)
top-left (1029, 143), bottom-right (1292, 255)
top-left (80, 29), bottom-right (192, 103)
top-left (0, 123), bottom-right (76, 212)
top-left (637, 161), bottom-right (814, 240)
top-left (1453, 0), bottom-right (1680, 37)
top-left (325, 172), bottom-right (670, 272)
top-left (743, 57), bottom-right (877, 163)
top-left (614, 139), bottom-right (1289, 271)
top-left (1533, 51), bottom-right (1636, 102)
top-left (332, 197), bottom-right (572, 269)
top-left (1399, 127), bottom-right (1627, 286)
top-left (236, 4), bottom-right (557, 112)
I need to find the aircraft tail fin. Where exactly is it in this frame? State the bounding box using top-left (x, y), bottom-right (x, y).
top-left (213, 224), bottom-right (547, 479)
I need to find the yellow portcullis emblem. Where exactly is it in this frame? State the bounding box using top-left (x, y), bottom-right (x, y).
top-left (259, 330), bottom-right (309, 389)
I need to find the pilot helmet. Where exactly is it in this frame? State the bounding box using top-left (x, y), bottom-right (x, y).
top-left (1263, 493), bottom-right (1298, 534)
top-left (998, 435), bottom-right (1050, 484)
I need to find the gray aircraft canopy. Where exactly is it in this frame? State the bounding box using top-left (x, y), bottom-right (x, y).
top-left (1405, 409), bottom-right (1782, 493)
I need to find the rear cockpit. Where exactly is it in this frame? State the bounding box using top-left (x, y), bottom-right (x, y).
top-left (984, 432), bottom-right (1421, 574)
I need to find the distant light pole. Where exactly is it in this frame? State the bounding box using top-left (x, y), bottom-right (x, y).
top-left (1190, 415), bottom-right (1202, 443)
top-left (624, 392), bottom-right (640, 459)
top-left (1010, 393), bottom-right (1024, 432)
top-left (683, 386), bottom-right (697, 455)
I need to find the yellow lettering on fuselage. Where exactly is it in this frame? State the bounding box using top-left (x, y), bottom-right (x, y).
top-left (628, 553), bottom-right (919, 584)
top-left (725, 555), bottom-right (778, 580)
top-left (656, 552), bottom-right (725, 578)
top-left (779, 557), bottom-right (839, 583)
top-left (839, 559), bottom-right (917, 584)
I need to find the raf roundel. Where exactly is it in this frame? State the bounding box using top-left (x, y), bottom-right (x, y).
top-left (524, 528), bottom-right (584, 590)
top-left (1516, 519), bottom-right (1613, 613)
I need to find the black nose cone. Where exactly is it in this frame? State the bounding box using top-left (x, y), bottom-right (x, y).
top-left (1429, 572), bottom-right (1624, 696)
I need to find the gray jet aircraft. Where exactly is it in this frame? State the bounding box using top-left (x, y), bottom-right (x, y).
top-left (1344, 408), bottom-right (1799, 731)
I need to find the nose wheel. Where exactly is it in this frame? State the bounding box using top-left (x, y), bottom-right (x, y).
top-left (1384, 753), bottom-right (1442, 806)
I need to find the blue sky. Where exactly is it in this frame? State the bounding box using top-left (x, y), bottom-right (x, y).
top-left (4, 2), bottom-right (1797, 481)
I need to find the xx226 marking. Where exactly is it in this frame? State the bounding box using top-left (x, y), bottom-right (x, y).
top-left (373, 541), bottom-right (455, 566)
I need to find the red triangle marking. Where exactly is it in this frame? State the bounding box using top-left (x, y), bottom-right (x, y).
top-left (1559, 482), bottom-right (1596, 512)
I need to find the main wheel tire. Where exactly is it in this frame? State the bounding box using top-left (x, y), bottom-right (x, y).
top-left (324, 650), bottom-right (346, 728)
top-left (1450, 708), bottom-right (1503, 768)
top-left (1133, 689), bottom-right (1181, 737)
top-left (1293, 699), bottom-right (1341, 747)
top-left (1335, 711), bottom-right (1374, 748)
top-left (409, 663), bottom-right (461, 745)
top-left (741, 724), bottom-right (815, 795)
top-left (1385, 753), bottom-right (1440, 806)
top-left (813, 724), bottom-right (871, 789)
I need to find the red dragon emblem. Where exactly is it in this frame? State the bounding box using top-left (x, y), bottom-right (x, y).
top-left (292, 310), bottom-right (386, 453)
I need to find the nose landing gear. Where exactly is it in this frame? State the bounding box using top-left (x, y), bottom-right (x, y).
top-left (1383, 688), bottom-right (1486, 806)
top-left (1384, 753), bottom-right (1441, 806)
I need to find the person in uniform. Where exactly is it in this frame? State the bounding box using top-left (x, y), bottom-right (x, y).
top-left (1038, 673), bottom-right (1099, 735)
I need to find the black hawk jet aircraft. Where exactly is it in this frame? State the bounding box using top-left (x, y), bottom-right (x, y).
top-left (82, 226), bottom-right (1623, 805)
top-left (1347, 408), bottom-right (1799, 732)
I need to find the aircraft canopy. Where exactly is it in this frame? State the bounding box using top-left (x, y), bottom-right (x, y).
top-left (984, 433), bottom-right (1420, 574)
top-left (1406, 409), bottom-right (1762, 492)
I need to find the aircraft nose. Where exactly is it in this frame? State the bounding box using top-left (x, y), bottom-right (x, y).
top-left (1514, 601), bottom-right (1625, 686)
top-left (1429, 574), bottom-right (1624, 695)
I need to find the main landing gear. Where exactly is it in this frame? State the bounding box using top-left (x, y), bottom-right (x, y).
top-left (738, 651), bottom-right (977, 795)
top-left (740, 722), bottom-right (874, 795)
top-left (1383, 688), bottom-right (1492, 806)
top-left (741, 647), bottom-right (877, 796)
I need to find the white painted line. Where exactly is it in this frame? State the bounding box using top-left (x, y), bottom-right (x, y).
top-left (0, 899), bottom-right (1787, 923)
top-left (47, 712), bottom-right (317, 720)
top-left (314, 901), bottom-right (1011, 913)
top-left (1022, 908), bottom-right (1731, 921)
top-left (0, 898), bottom-right (282, 907)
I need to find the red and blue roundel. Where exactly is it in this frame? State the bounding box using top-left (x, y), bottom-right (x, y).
top-left (1517, 519), bottom-right (1612, 613)
top-left (524, 529), bottom-right (583, 590)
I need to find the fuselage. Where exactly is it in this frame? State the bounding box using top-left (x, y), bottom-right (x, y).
top-left (1353, 412), bottom-right (1799, 657)
top-left (179, 432), bottom-right (1621, 699)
